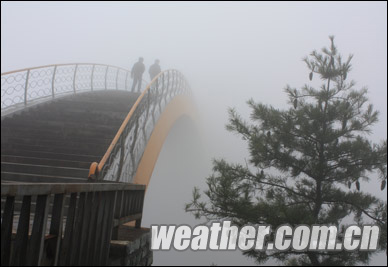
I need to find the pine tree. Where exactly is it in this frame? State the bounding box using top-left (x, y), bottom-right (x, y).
top-left (186, 36), bottom-right (387, 265)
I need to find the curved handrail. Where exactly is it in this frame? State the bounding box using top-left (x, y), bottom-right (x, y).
top-left (88, 69), bottom-right (191, 183)
top-left (1, 63), bottom-right (131, 76)
top-left (1, 63), bottom-right (149, 113)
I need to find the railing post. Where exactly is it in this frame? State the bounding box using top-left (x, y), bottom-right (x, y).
top-left (115, 68), bottom-right (119, 90)
top-left (73, 64), bottom-right (78, 93)
top-left (125, 71), bottom-right (129, 91)
top-left (142, 91), bottom-right (151, 142)
top-left (165, 70), bottom-right (170, 102)
top-left (158, 73), bottom-right (165, 113)
top-left (24, 69), bottom-right (30, 106)
top-left (91, 64), bottom-right (95, 91)
top-left (49, 193), bottom-right (65, 266)
top-left (101, 191), bottom-right (117, 265)
top-left (171, 70), bottom-right (176, 96)
top-left (135, 190), bottom-right (145, 228)
top-left (1, 196), bottom-right (14, 266)
top-left (105, 66), bottom-right (109, 90)
top-left (180, 73), bottom-right (183, 90)
top-left (52, 65), bottom-right (57, 98)
top-left (116, 135), bottom-right (125, 182)
top-left (27, 195), bottom-right (50, 265)
top-left (10, 195), bottom-right (31, 266)
top-left (112, 190), bottom-right (124, 239)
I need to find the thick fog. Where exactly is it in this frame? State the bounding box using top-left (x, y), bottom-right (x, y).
top-left (1, 2), bottom-right (387, 266)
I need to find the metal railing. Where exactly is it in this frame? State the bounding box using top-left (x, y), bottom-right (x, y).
top-left (1, 63), bottom-right (148, 113)
top-left (88, 69), bottom-right (191, 183)
top-left (1, 182), bottom-right (145, 266)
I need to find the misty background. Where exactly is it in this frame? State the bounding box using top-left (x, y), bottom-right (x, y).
top-left (1, 1), bottom-right (387, 266)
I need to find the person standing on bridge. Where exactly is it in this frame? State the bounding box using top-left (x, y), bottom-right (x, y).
top-left (131, 57), bottom-right (145, 92)
top-left (148, 59), bottom-right (162, 81)
top-left (149, 59), bottom-right (161, 87)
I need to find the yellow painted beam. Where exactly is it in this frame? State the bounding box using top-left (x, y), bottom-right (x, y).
top-left (133, 95), bottom-right (197, 188)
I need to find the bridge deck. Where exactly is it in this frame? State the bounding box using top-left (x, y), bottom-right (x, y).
top-left (1, 90), bottom-right (140, 184)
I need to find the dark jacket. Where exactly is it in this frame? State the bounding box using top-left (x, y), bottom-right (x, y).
top-left (131, 62), bottom-right (145, 78)
top-left (149, 63), bottom-right (161, 79)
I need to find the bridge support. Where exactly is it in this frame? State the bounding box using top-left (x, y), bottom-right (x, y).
top-left (133, 95), bottom-right (198, 187)
top-left (109, 226), bottom-right (153, 266)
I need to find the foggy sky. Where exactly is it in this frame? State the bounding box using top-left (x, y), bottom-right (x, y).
top-left (1, 1), bottom-right (387, 266)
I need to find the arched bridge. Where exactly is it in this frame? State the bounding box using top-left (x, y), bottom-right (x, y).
top-left (1, 63), bottom-right (196, 266)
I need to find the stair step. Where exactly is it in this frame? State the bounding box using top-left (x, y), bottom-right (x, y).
top-left (1, 126), bottom-right (117, 140)
top-left (59, 97), bottom-right (137, 107)
top-left (2, 143), bottom-right (107, 156)
top-left (1, 171), bottom-right (88, 183)
top-left (50, 101), bottom-right (132, 113)
top-left (1, 130), bottom-right (115, 143)
top-left (11, 112), bottom-right (126, 126)
top-left (34, 106), bottom-right (129, 118)
top-left (1, 148), bottom-right (101, 162)
top-left (2, 119), bottom-right (120, 135)
top-left (1, 155), bottom-right (92, 169)
top-left (3, 137), bottom-right (110, 152)
top-left (1, 162), bottom-right (89, 178)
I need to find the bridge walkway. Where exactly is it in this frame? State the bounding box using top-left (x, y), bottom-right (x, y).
top-left (1, 90), bottom-right (140, 184)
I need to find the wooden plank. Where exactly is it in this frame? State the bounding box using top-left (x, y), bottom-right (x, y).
top-left (137, 190), bottom-right (145, 228)
top-left (127, 191), bottom-right (132, 216)
top-left (139, 190), bottom-right (145, 214)
top-left (114, 190), bottom-right (124, 219)
top-left (77, 192), bottom-right (93, 265)
top-left (1, 196), bottom-right (15, 266)
top-left (59, 192), bottom-right (77, 266)
top-left (122, 191), bottom-right (129, 217)
top-left (85, 191), bottom-right (99, 265)
top-left (136, 191), bottom-right (141, 212)
top-left (95, 191), bottom-right (111, 266)
top-left (49, 193), bottom-right (65, 266)
top-left (101, 191), bottom-right (117, 265)
top-left (27, 194), bottom-right (50, 266)
top-left (112, 190), bottom-right (123, 240)
top-left (10, 195), bottom-right (31, 266)
top-left (92, 191), bottom-right (107, 266)
top-left (70, 192), bottom-right (86, 266)
top-left (135, 191), bottom-right (143, 228)
top-left (135, 191), bottom-right (140, 213)
top-left (130, 192), bottom-right (135, 214)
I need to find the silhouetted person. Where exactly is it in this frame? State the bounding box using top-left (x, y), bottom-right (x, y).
top-left (131, 57), bottom-right (145, 92)
top-left (149, 59), bottom-right (161, 80)
top-left (149, 59), bottom-right (161, 88)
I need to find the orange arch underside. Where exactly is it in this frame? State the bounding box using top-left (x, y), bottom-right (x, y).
top-left (132, 95), bottom-right (197, 187)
